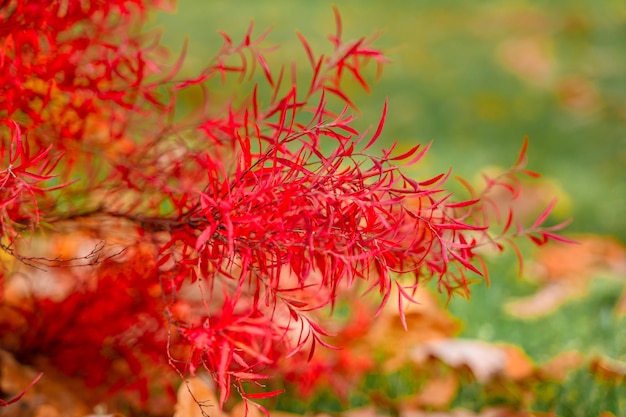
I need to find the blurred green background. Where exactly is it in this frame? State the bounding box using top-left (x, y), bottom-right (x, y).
top-left (148, 2), bottom-right (626, 413)
top-left (150, 0), bottom-right (626, 241)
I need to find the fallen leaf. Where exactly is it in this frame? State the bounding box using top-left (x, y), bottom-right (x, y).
top-left (506, 235), bottom-right (626, 318)
top-left (590, 356), bottom-right (626, 382)
top-left (410, 340), bottom-right (535, 383)
top-left (410, 339), bottom-right (507, 383)
top-left (412, 372), bottom-right (459, 409)
top-left (537, 351), bottom-right (586, 381)
top-left (501, 345), bottom-right (535, 381)
top-left (496, 36), bottom-right (555, 87)
top-left (555, 75), bottom-right (600, 115)
top-left (505, 281), bottom-right (587, 318)
top-left (531, 235), bottom-right (626, 283)
top-left (174, 376), bottom-right (228, 417)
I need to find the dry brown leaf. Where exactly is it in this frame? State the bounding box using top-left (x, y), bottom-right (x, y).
top-left (410, 339), bottom-right (535, 383)
top-left (496, 36), bottom-right (555, 87)
top-left (501, 345), bottom-right (535, 381)
top-left (531, 235), bottom-right (626, 283)
top-left (505, 281), bottom-right (587, 318)
top-left (174, 376), bottom-right (227, 417)
top-left (555, 76), bottom-right (601, 115)
top-left (506, 235), bottom-right (626, 318)
top-left (590, 356), bottom-right (626, 382)
top-left (411, 339), bottom-right (506, 383)
top-left (412, 372), bottom-right (459, 409)
top-left (537, 351), bottom-right (586, 381)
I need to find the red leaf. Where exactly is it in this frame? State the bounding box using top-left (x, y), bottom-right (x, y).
top-left (242, 389), bottom-right (285, 400)
top-left (362, 99), bottom-right (387, 151)
top-left (0, 373), bottom-right (43, 407)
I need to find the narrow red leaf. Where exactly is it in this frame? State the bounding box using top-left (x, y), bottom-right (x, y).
top-left (363, 99), bottom-right (387, 151)
top-left (243, 389), bottom-right (285, 399)
top-left (0, 373), bottom-right (43, 407)
top-left (296, 31), bottom-right (315, 68)
top-left (531, 199), bottom-right (558, 230)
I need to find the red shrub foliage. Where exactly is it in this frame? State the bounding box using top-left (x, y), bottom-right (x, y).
top-left (0, 0), bottom-right (570, 413)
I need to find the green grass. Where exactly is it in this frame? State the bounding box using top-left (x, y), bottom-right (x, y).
top-left (151, 2), bottom-right (626, 414)
top-left (446, 253), bottom-right (626, 363)
top-left (531, 368), bottom-right (626, 417)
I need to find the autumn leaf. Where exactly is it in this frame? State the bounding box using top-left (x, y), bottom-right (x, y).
top-left (411, 373), bottom-right (459, 409)
top-left (536, 351), bottom-right (586, 381)
top-left (590, 356), bottom-right (626, 382)
top-left (506, 235), bottom-right (626, 318)
top-left (410, 339), bottom-right (535, 383)
top-left (174, 377), bottom-right (228, 417)
top-left (496, 35), bottom-right (555, 87)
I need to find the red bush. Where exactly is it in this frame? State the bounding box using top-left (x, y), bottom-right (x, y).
top-left (0, 0), bottom-right (569, 413)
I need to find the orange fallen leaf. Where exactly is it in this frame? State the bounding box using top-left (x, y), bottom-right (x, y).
top-left (496, 35), bottom-right (555, 87)
top-left (505, 281), bottom-right (587, 318)
top-left (411, 339), bottom-right (506, 383)
top-left (555, 75), bottom-right (601, 115)
top-left (412, 372), bottom-right (459, 409)
top-left (501, 345), bottom-right (535, 381)
top-left (531, 235), bottom-right (626, 282)
top-left (537, 351), bottom-right (586, 381)
top-left (506, 235), bottom-right (626, 318)
top-left (174, 376), bottom-right (228, 417)
top-left (590, 356), bottom-right (626, 382)
top-left (410, 339), bottom-right (535, 383)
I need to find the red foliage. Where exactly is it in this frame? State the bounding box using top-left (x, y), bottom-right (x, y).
top-left (0, 0), bottom-right (569, 412)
